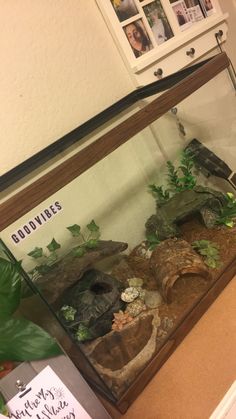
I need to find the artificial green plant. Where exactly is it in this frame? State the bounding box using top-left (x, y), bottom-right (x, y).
top-left (192, 240), bottom-right (221, 269)
top-left (149, 150), bottom-right (197, 205)
top-left (215, 192), bottom-right (236, 228)
top-left (67, 219), bottom-right (100, 257)
top-left (147, 150), bottom-right (197, 248)
top-left (27, 220), bottom-right (100, 278)
top-left (146, 232), bottom-right (160, 250)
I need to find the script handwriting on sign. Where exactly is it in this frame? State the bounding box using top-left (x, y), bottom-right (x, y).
top-left (7, 366), bottom-right (91, 419)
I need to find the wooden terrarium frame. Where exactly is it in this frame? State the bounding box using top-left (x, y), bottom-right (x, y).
top-left (1, 52), bottom-right (235, 414)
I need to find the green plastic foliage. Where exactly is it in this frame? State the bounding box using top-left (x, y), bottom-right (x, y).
top-left (215, 192), bottom-right (236, 228)
top-left (76, 324), bottom-right (92, 342)
top-left (46, 238), bottom-right (61, 252)
top-left (67, 220), bottom-right (101, 258)
top-left (0, 392), bottom-right (7, 416)
top-left (71, 246), bottom-right (86, 257)
top-left (167, 151), bottom-right (196, 192)
top-left (192, 240), bottom-right (220, 269)
top-left (85, 239), bottom-right (99, 249)
top-left (87, 220), bottom-right (99, 232)
top-left (66, 224), bottom-right (81, 237)
top-left (167, 160), bottom-right (182, 192)
top-left (149, 150), bottom-right (197, 203)
top-left (60, 305), bottom-right (76, 322)
top-left (0, 317), bottom-right (62, 362)
top-left (27, 247), bottom-right (43, 259)
top-left (149, 184), bottom-right (170, 204)
top-left (0, 258), bottom-right (21, 317)
top-left (146, 233), bottom-right (160, 251)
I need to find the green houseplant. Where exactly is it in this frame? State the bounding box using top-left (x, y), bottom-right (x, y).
top-left (0, 256), bottom-right (62, 363)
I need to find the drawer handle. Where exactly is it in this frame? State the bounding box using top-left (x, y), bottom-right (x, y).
top-left (186, 47), bottom-right (195, 57)
top-left (154, 68), bottom-right (163, 77)
top-left (215, 30), bottom-right (223, 39)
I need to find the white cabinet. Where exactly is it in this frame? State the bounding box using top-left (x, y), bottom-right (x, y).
top-left (96, 0), bottom-right (228, 85)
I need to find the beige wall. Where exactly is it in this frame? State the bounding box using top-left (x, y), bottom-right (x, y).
top-left (219, 0), bottom-right (236, 68)
top-left (0, 0), bottom-right (134, 175)
top-left (2, 67), bottom-right (236, 272)
top-left (1, 1), bottom-right (235, 179)
top-left (1, 1), bottom-right (236, 259)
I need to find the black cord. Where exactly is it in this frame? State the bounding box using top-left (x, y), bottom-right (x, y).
top-left (215, 32), bottom-right (236, 88)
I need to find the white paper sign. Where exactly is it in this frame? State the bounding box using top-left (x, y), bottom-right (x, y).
top-left (210, 381), bottom-right (236, 419)
top-left (6, 366), bottom-right (92, 419)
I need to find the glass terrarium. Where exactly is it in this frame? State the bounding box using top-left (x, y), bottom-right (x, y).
top-left (1, 52), bottom-right (236, 413)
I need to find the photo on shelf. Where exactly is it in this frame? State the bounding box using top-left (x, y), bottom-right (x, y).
top-left (143, 1), bottom-right (174, 46)
top-left (184, 0), bottom-right (205, 22)
top-left (199, 0), bottom-right (215, 16)
top-left (110, 0), bottom-right (138, 22)
top-left (170, 0), bottom-right (192, 30)
top-left (123, 19), bottom-right (154, 57)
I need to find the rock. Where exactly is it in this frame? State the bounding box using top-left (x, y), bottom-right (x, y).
top-left (128, 277), bottom-right (143, 287)
top-left (136, 287), bottom-right (146, 301)
top-left (112, 311), bottom-right (133, 331)
top-left (121, 287), bottom-right (139, 303)
top-left (131, 242), bottom-right (153, 259)
top-left (58, 269), bottom-right (125, 341)
top-left (150, 238), bottom-right (211, 303)
top-left (81, 309), bottom-right (161, 398)
top-left (146, 186), bottom-right (226, 241)
top-left (144, 290), bottom-right (162, 308)
top-left (36, 240), bottom-right (128, 304)
top-left (125, 299), bottom-right (146, 317)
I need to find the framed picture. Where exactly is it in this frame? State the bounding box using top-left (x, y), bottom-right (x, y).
top-left (110, 0), bottom-right (138, 22)
top-left (143, 1), bottom-right (174, 46)
top-left (199, 0), bottom-right (215, 16)
top-left (184, 0), bottom-right (205, 22)
top-left (170, 0), bottom-right (192, 30)
top-left (123, 19), bottom-right (153, 57)
top-left (95, 0), bottom-right (222, 73)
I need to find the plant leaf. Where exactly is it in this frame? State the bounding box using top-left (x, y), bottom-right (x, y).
top-left (46, 252), bottom-right (58, 264)
top-left (20, 280), bottom-right (35, 298)
top-left (85, 239), bottom-right (98, 249)
top-left (0, 392), bottom-right (8, 416)
top-left (67, 224), bottom-right (81, 237)
top-left (206, 258), bottom-right (217, 269)
top-left (225, 220), bottom-right (234, 228)
top-left (149, 243), bottom-right (159, 251)
top-left (35, 264), bottom-right (54, 275)
top-left (86, 220), bottom-right (99, 232)
top-left (60, 305), bottom-right (77, 322)
top-left (76, 324), bottom-right (93, 342)
top-left (46, 239), bottom-right (61, 252)
top-left (27, 247), bottom-right (43, 259)
top-left (0, 317), bottom-right (62, 362)
top-left (71, 246), bottom-right (86, 257)
top-left (146, 233), bottom-right (159, 243)
top-left (0, 258), bottom-right (21, 318)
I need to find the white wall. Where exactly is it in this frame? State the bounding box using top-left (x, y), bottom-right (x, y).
top-left (0, 0), bottom-right (134, 175)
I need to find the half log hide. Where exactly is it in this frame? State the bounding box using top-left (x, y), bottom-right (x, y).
top-left (150, 238), bottom-right (211, 303)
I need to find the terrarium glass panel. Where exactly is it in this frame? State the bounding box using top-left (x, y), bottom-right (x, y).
top-left (1, 60), bottom-right (236, 407)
